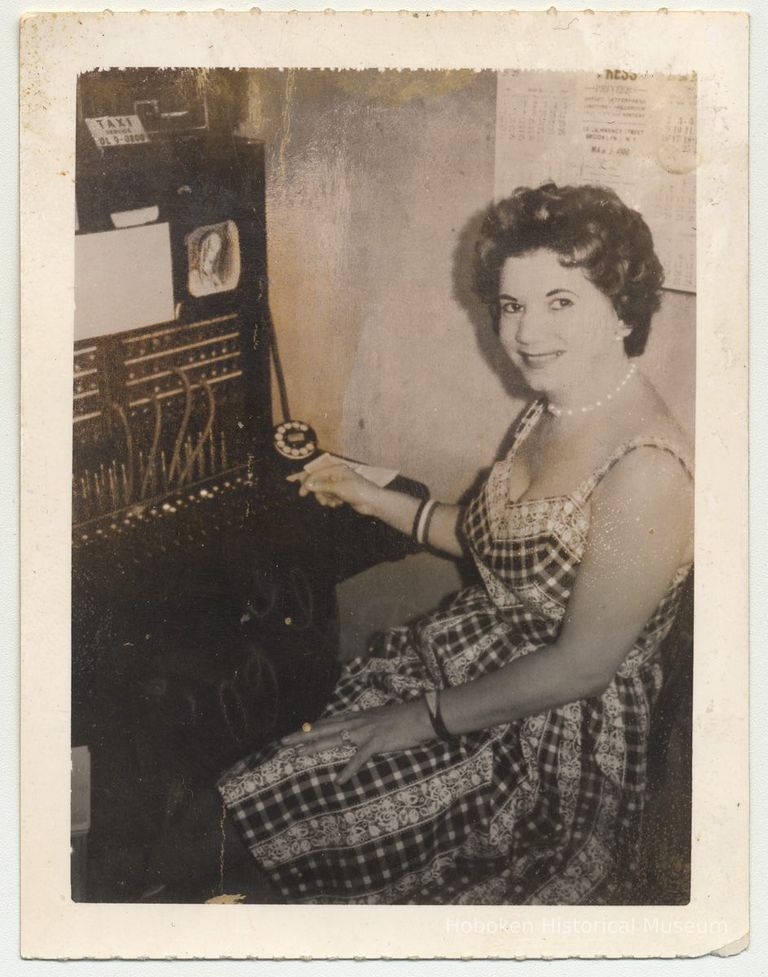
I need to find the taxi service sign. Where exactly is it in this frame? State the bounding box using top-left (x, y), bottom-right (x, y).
top-left (85, 114), bottom-right (149, 148)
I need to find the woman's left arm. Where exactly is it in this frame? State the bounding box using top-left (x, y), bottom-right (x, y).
top-left (438, 446), bottom-right (694, 731)
top-left (285, 447), bottom-right (693, 782)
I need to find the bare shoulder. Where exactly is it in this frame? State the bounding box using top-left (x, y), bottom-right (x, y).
top-left (632, 373), bottom-right (693, 458)
top-left (590, 437), bottom-right (694, 565)
top-left (601, 374), bottom-right (692, 492)
top-left (597, 442), bottom-right (693, 508)
top-left (583, 373), bottom-right (692, 466)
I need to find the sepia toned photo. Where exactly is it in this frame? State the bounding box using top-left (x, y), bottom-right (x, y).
top-left (20, 10), bottom-right (748, 960)
top-left (70, 64), bottom-right (696, 909)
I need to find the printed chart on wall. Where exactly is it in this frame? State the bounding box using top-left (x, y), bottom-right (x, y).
top-left (495, 70), bottom-right (696, 293)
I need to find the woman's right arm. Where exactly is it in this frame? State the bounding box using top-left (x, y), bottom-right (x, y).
top-left (286, 463), bottom-right (466, 558)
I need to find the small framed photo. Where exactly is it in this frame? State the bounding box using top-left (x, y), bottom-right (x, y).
top-left (186, 220), bottom-right (241, 297)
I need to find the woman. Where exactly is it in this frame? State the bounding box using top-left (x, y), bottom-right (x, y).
top-left (151, 183), bottom-right (694, 905)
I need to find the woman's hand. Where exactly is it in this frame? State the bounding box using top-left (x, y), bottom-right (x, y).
top-left (281, 700), bottom-right (434, 785)
top-left (286, 462), bottom-right (383, 516)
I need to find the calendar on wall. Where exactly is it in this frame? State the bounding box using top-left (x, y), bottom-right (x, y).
top-left (494, 70), bottom-right (697, 293)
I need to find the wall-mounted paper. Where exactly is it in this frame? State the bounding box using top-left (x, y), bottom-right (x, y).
top-left (74, 222), bottom-right (175, 339)
top-left (110, 205), bottom-right (160, 229)
top-left (494, 71), bottom-right (696, 293)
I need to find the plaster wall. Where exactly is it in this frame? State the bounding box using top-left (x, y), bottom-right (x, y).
top-left (238, 70), bottom-right (695, 660)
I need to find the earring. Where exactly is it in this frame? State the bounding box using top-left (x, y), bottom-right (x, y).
top-left (615, 319), bottom-right (631, 340)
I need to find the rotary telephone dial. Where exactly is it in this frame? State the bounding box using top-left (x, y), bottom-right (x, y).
top-left (272, 419), bottom-right (319, 465)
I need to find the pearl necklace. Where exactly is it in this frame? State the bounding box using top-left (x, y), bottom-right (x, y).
top-left (546, 362), bottom-right (637, 418)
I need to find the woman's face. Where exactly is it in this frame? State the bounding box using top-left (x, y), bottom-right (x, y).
top-left (497, 249), bottom-right (629, 398)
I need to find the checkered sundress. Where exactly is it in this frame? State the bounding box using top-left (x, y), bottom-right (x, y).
top-left (219, 397), bottom-right (693, 904)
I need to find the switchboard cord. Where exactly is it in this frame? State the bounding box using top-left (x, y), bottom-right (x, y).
top-left (140, 395), bottom-right (164, 501)
top-left (263, 305), bottom-right (291, 425)
top-left (217, 645), bottom-right (279, 746)
top-left (110, 403), bottom-right (135, 504)
top-left (178, 378), bottom-right (216, 486)
top-left (167, 368), bottom-right (194, 486)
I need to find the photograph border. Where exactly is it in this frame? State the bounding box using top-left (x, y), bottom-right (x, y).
top-left (19, 7), bottom-right (748, 960)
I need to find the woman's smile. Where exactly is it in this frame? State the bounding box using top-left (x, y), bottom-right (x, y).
top-left (518, 350), bottom-right (566, 369)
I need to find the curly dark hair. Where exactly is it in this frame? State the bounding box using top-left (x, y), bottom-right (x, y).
top-left (472, 183), bottom-right (664, 357)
